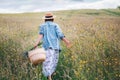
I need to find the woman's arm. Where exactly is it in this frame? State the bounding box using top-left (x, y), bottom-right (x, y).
top-left (62, 37), bottom-right (71, 48)
top-left (34, 34), bottom-right (43, 48)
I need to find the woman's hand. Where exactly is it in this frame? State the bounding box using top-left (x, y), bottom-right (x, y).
top-left (62, 37), bottom-right (71, 48)
top-left (66, 41), bottom-right (71, 48)
top-left (34, 45), bottom-right (38, 49)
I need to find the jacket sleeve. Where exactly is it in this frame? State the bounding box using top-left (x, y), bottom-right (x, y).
top-left (39, 25), bottom-right (44, 35)
top-left (55, 24), bottom-right (65, 40)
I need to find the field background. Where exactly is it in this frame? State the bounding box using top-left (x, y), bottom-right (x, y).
top-left (0, 9), bottom-right (120, 80)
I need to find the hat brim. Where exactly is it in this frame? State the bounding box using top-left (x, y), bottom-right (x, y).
top-left (42, 16), bottom-right (56, 19)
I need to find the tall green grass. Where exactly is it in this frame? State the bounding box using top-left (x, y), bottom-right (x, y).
top-left (0, 9), bottom-right (120, 80)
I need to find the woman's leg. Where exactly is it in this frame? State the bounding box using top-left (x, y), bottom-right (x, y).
top-left (48, 76), bottom-right (52, 80)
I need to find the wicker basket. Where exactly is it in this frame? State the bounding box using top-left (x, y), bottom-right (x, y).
top-left (28, 48), bottom-right (46, 65)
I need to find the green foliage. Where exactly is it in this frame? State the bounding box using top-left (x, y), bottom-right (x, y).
top-left (117, 6), bottom-right (120, 10)
top-left (103, 9), bottom-right (120, 16)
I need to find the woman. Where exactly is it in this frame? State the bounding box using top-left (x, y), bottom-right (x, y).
top-left (34, 12), bottom-right (70, 80)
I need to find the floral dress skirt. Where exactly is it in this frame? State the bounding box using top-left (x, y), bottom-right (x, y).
top-left (42, 49), bottom-right (59, 77)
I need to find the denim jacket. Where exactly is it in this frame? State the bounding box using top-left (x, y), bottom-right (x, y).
top-left (39, 21), bottom-right (65, 50)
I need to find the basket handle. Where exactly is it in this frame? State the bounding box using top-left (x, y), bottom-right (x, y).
top-left (22, 42), bottom-right (42, 58)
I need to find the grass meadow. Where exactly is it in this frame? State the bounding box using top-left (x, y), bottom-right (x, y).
top-left (0, 9), bottom-right (120, 80)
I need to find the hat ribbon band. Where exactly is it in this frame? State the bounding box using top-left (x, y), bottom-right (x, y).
top-left (45, 16), bottom-right (53, 18)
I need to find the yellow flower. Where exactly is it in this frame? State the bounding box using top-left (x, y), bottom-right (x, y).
top-left (95, 78), bottom-right (98, 80)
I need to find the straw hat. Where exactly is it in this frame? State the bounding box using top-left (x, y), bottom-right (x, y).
top-left (42, 12), bottom-right (56, 19)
